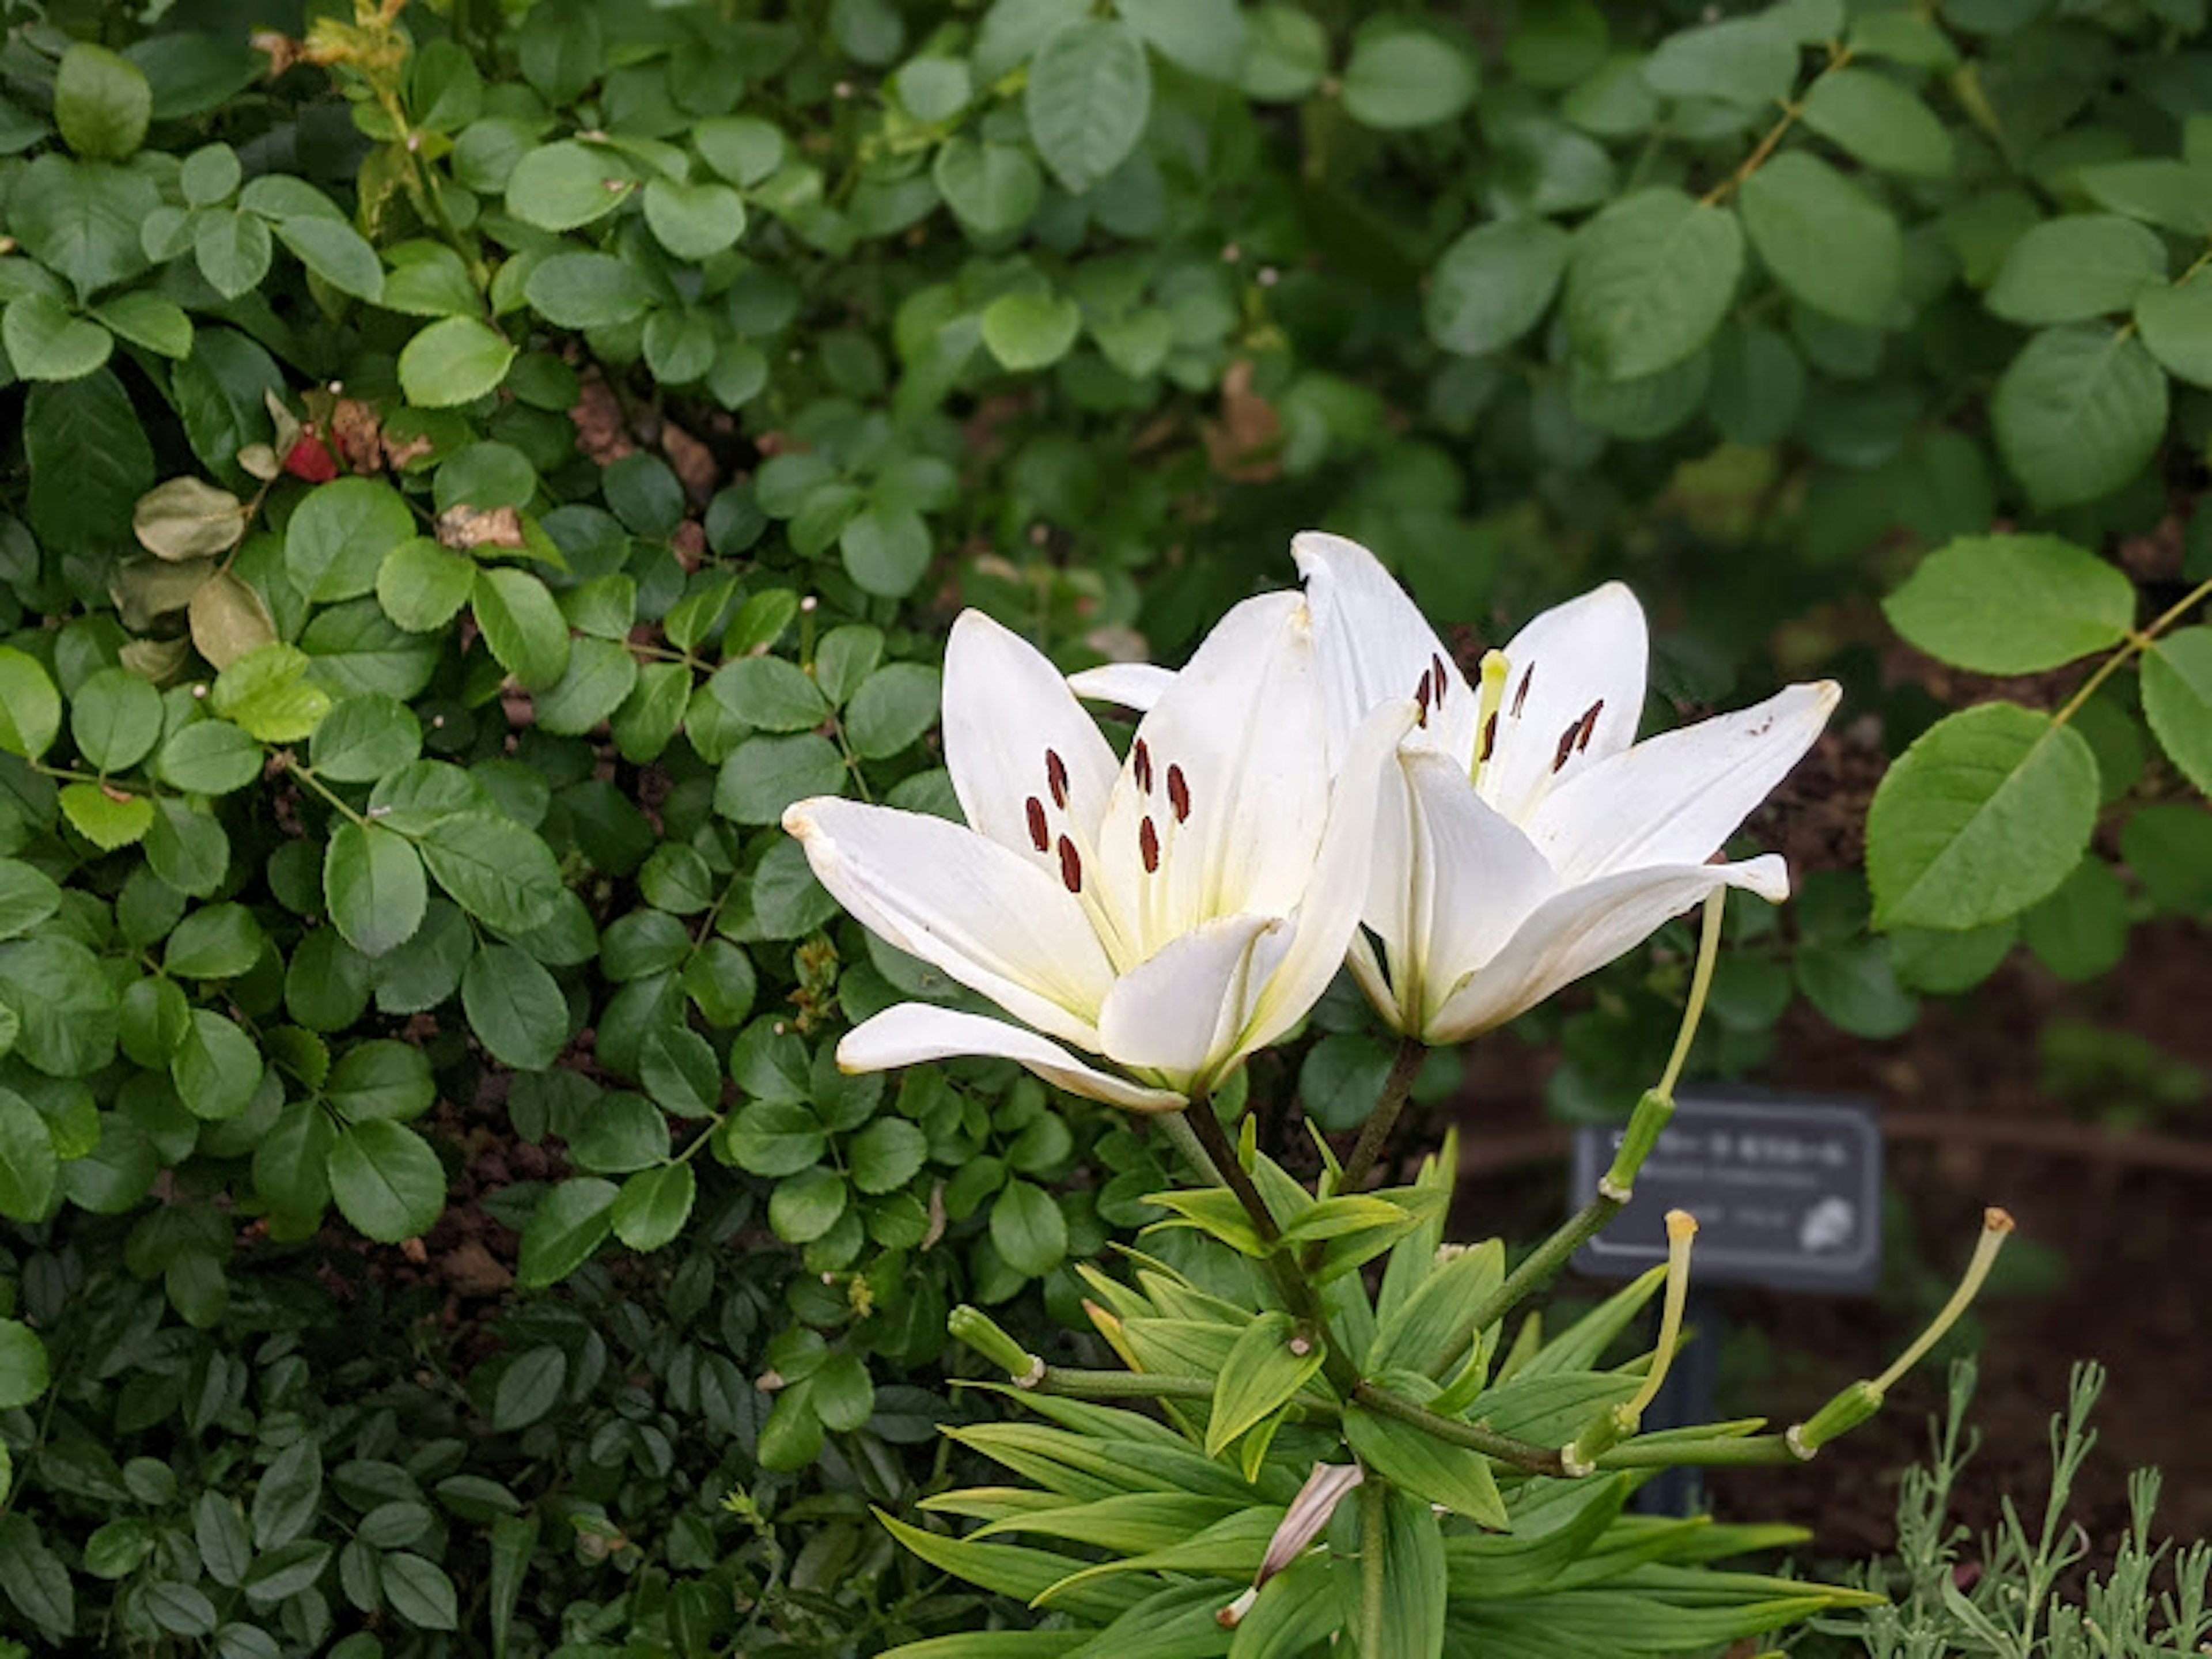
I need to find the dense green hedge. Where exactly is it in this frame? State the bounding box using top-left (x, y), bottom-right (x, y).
top-left (0, 0), bottom-right (2207, 1652)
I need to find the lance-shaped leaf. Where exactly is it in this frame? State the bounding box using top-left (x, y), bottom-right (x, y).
top-left (1207, 1313), bottom-right (1325, 1457)
top-left (1344, 1399), bottom-right (1509, 1531)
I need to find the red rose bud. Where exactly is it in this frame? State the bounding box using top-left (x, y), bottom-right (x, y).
top-left (283, 434), bottom-right (338, 483)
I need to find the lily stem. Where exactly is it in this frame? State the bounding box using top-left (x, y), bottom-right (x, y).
top-left (1184, 1097), bottom-right (1282, 1246)
top-left (1596, 1434), bottom-right (1805, 1470)
top-left (1351, 1382), bottom-right (1567, 1477)
top-left (1185, 1097), bottom-right (1361, 1396)
top-left (1460, 1192), bottom-right (1625, 1343)
top-left (1035, 1367), bottom-right (1216, 1402)
top-left (1360, 1479), bottom-right (1388, 1656)
top-left (1334, 1035), bottom-right (1429, 1196)
top-left (1153, 1110), bottom-right (1215, 1186)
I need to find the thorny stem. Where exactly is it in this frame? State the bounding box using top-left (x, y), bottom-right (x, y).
top-left (1698, 44), bottom-right (1855, 208)
top-left (2050, 572), bottom-right (2212, 729)
top-left (1334, 1035), bottom-right (1430, 1197)
top-left (1351, 1382), bottom-right (1568, 1477)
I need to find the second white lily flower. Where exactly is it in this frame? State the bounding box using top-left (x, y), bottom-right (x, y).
top-left (785, 595), bottom-right (1414, 1111)
top-left (1073, 535), bottom-right (1839, 1045)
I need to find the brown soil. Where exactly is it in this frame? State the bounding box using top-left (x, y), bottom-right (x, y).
top-left (1448, 917), bottom-right (2212, 1562)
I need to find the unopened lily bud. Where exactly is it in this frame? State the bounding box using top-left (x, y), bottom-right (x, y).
top-left (1602, 1090), bottom-right (1676, 1200)
top-left (1787, 1208), bottom-right (2016, 1458)
top-left (948, 1304), bottom-right (1043, 1388)
top-left (1559, 1402), bottom-right (1635, 1476)
top-left (1786, 1380), bottom-right (1880, 1459)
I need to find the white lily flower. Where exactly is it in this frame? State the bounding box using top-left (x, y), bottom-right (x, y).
top-left (1070, 534), bottom-right (1840, 1045)
top-left (783, 595), bottom-right (1415, 1112)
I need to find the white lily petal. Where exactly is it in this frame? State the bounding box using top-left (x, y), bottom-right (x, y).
top-left (1096, 592), bottom-right (1331, 953)
top-left (1424, 855), bottom-right (1790, 1043)
top-left (944, 611), bottom-right (1123, 870)
top-left (839, 1003), bottom-right (1188, 1113)
top-left (783, 798), bottom-right (1113, 1050)
top-left (1066, 661), bottom-right (1176, 711)
top-left (1395, 747), bottom-right (1556, 1031)
top-left (1480, 582), bottom-right (1649, 823)
top-left (1295, 531), bottom-right (1476, 767)
top-left (1529, 681), bottom-right (1842, 885)
top-left (1232, 697), bottom-right (1421, 1065)
top-left (1097, 913), bottom-right (1291, 1079)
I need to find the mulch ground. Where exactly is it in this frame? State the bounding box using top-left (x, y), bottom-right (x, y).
top-left (1449, 916), bottom-right (2212, 1564)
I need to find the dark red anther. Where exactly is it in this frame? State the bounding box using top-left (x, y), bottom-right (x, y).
top-left (1139, 816), bottom-right (1160, 873)
top-left (1431, 653), bottom-right (1449, 706)
top-left (1414, 668), bottom-right (1433, 726)
top-left (1045, 749), bottom-right (1070, 810)
top-left (1025, 796), bottom-right (1050, 852)
top-left (1479, 711), bottom-right (1498, 763)
top-left (1133, 737), bottom-right (1154, 793)
top-left (283, 433), bottom-right (339, 483)
top-left (1056, 835), bottom-right (1082, 893)
top-left (1552, 720), bottom-right (1580, 773)
top-left (1512, 664), bottom-right (1534, 718)
top-left (1166, 764), bottom-right (1191, 823)
top-left (1574, 699), bottom-right (1603, 753)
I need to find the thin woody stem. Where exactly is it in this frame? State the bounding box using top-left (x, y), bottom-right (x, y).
top-left (2051, 572), bottom-right (2212, 729)
top-left (1699, 44), bottom-right (1855, 208)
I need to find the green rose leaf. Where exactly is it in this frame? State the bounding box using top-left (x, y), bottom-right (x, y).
top-left (1883, 535), bottom-right (2136, 674)
top-left (1990, 325), bottom-right (2168, 512)
top-left (1867, 703), bottom-right (2101, 931)
top-left (1565, 187), bottom-right (1743, 379)
top-left (0, 1318), bottom-right (50, 1410)
top-left (1, 294), bottom-right (112, 382)
top-left (980, 291), bottom-right (1082, 372)
top-left (1797, 66), bottom-right (1955, 177)
top-left (609, 1162), bottom-right (696, 1251)
top-left (414, 812), bottom-right (563, 933)
top-left (642, 177), bottom-right (748, 260)
top-left (474, 567), bottom-right (573, 691)
top-left (1986, 215), bottom-right (2167, 327)
top-left (1739, 151), bottom-right (1901, 329)
top-left (55, 43), bottom-right (151, 161)
top-left (516, 1176), bottom-right (619, 1286)
top-left (2142, 628), bottom-right (2212, 796)
top-left (1426, 218), bottom-right (1570, 357)
top-left (1026, 20), bottom-right (1152, 193)
top-left (326, 1119), bottom-right (446, 1243)
top-left (988, 1177), bottom-right (1067, 1276)
top-left (0, 648), bottom-right (62, 761)
top-left (1340, 26), bottom-right (1478, 130)
top-left (461, 943), bottom-right (570, 1071)
top-left (397, 317), bottom-right (517, 408)
top-left (2134, 279), bottom-right (2212, 389)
